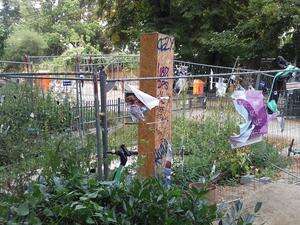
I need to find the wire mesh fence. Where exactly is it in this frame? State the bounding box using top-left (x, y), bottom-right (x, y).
top-left (0, 56), bottom-right (299, 205)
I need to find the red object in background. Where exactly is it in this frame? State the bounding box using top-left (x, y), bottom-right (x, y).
top-left (36, 78), bottom-right (51, 92)
top-left (193, 79), bottom-right (204, 95)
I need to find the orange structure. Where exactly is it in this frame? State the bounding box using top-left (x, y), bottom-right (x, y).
top-left (138, 32), bottom-right (174, 177)
top-left (34, 71), bottom-right (51, 92)
top-left (193, 79), bottom-right (204, 95)
top-left (35, 78), bottom-right (51, 92)
top-left (39, 78), bottom-right (51, 92)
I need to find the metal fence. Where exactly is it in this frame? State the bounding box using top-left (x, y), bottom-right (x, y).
top-left (1, 56), bottom-right (300, 205)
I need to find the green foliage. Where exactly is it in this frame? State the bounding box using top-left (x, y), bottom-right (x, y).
top-left (0, 175), bottom-right (217, 225)
top-left (172, 109), bottom-right (289, 187)
top-left (3, 28), bottom-right (47, 61)
top-left (0, 83), bottom-right (71, 134)
top-left (0, 83), bottom-right (95, 194)
top-left (1, 0), bottom-right (299, 65)
top-left (37, 47), bottom-right (99, 72)
top-left (172, 108), bottom-right (241, 185)
top-left (0, 24), bottom-right (6, 57)
top-left (219, 200), bottom-right (262, 225)
top-left (0, 0), bottom-right (20, 57)
top-left (249, 141), bottom-right (290, 178)
top-left (109, 125), bottom-right (138, 150)
top-left (24, 0), bottom-right (110, 55)
top-left (99, 0), bottom-right (299, 65)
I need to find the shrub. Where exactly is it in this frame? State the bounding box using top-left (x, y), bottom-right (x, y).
top-left (0, 175), bottom-right (217, 225)
top-left (0, 83), bottom-right (72, 165)
top-left (249, 141), bottom-right (289, 178)
top-left (0, 83), bottom-right (94, 194)
top-left (172, 111), bottom-right (289, 185)
top-left (4, 28), bottom-right (47, 62)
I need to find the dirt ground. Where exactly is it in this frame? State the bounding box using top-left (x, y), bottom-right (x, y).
top-left (244, 183), bottom-right (300, 225)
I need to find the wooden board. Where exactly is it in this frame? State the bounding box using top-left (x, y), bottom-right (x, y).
top-left (138, 32), bottom-right (174, 177)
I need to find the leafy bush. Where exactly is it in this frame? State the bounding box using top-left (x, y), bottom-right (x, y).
top-left (0, 175), bottom-right (217, 225)
top-left (0, 83), bottom-right (72, 165)
top-left (0, 83), bottom-right (95, 194)
top-left (4, 28), bottom-right (47, 62)
top-left (172, 111), bottom-right (289, 186)
top-left (248, 141), bottom-right (289, 178)
top-left (0, 133), bottom-right (95, 195)
top-left (172, 111), bottom-right (241, 185)
top-left (218, 200), bottom-right (262, 225)
top-left (36, 46), bottom-right (100, 72)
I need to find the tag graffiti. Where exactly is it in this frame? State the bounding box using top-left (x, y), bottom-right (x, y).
top-left (157, 36), bottom-right (174, 52)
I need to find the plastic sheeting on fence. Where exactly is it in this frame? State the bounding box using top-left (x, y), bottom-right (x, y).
top-left (125, 85), bottom-right (159, 122)
top-left (230, 90), bottom-right (268, 148)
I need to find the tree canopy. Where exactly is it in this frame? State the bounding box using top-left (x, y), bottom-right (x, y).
top-left (0, 0), bottom-right (299, 67)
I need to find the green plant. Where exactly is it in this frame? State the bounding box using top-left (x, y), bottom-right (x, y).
top-left (218, 200), bottom-right (262, 225)
top-left (172, 110), bottom-right (243, 185)
top-left (3, 28), bottom-right (47, 62)
top-left (249, 141), bottom-right (290, 178)
top-left (109, 124), bottom-right (138, 150)
top-left (0, 83), bottom-right (72, 165)
top-left (172, 109), bottom-right (288, 186)
top-left (0, 175), bottom-right (218, 225)
top-left (0, 83), bottom-right (94, 194)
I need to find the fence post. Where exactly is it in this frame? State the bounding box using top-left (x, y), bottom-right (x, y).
top-left (93, 72), bottom-right (103, 180)
top-left (139, 33), bottom-right (174, 177)
top-left (75, 54), bottom-right (84, 142)
top-left (99, 68), bottom-right (109, 180)
top-left (24, 54), bottom-right (33, 86)
top-left (189, 97), bottom-right (192, 109)
top-left (255, 73), bottom-right (261, 90)
top-left (117, 98), bottom-right (121, 118)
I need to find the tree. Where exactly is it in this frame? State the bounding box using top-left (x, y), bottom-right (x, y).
top-left (97, 0), bottom-right (299, 67)
top-left (0, 0), bottom-right (20, 57)
top-left (4, 28), bottom-right (47, 61)
top-left (0, 0), bottom-right (298, 66)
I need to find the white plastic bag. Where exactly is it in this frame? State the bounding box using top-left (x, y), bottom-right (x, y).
top-left (125, 85), bottom-right (159, 122)
top-left (216, 78), bottom-right (227, 97)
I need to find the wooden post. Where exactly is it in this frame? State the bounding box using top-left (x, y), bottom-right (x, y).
top-left (138, 32), bottom-right (174, 177)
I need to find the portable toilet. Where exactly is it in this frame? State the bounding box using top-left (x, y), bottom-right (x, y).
top-left (193, 79), bottom-right (204, 96)
top-left (35, 70), bottom-right (51, 92)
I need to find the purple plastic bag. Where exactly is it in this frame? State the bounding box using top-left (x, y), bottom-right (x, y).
top-left (230, 90), bottom-right (268, 148)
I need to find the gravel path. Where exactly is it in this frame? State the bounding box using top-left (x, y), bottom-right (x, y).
top-left (244, 183), bottom-right (300, 225)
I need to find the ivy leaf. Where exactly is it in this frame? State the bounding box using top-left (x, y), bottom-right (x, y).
top-left (107, 217), bottom-right (117, 223)
top-left (79, 196), bottom-right (89, 201)
top-left (16, 203), bottom-right (29, 216)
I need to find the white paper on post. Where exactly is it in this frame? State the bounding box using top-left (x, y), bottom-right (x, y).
top-left (126, 85), bottom-right (159, 110)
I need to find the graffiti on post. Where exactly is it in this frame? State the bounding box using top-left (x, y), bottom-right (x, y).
top-left (156, 62), bottom-right (171, 138)
top-left (153, 35), bottom-right (174, 177)
top-left (157, 64), bottom-right (170, 91)
top-left (157, 36), bottom-right (174, 52)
